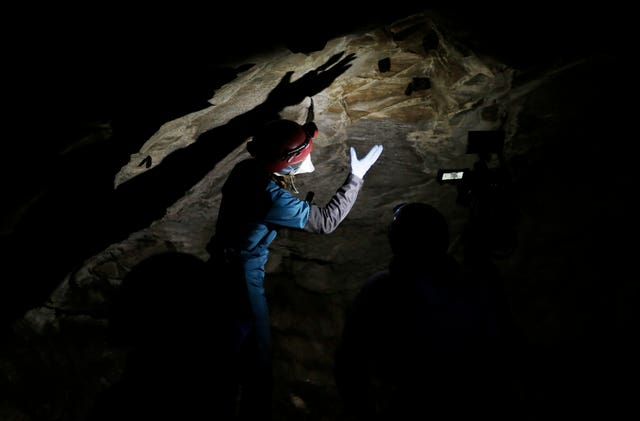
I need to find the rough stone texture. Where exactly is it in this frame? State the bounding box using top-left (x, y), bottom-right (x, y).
top-left (1, 7), bottom-right (633, 421)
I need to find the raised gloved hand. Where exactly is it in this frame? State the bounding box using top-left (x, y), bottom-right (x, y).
top-left (350, 144), bottom-right (384, 179)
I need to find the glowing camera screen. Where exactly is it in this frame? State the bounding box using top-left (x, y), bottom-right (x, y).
top-left (437, 168), bottom-right (468, 184)
top-left (441, 171), bottom-right (464, 181)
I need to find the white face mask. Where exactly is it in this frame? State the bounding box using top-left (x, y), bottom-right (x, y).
top-left (278, 154), bottom-right (315, 175)
top-left (291, 154), bottom-right (315, 174)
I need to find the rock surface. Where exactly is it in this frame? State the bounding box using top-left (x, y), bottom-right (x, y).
top-left (1, 7), bottom-right (633, 421)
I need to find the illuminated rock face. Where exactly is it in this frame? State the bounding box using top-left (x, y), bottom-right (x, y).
top-left (1, 7), bottom-right (630, 421)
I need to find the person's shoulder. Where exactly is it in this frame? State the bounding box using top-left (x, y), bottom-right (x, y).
top-left (367, 270), bottom-right (391, 283)
top-left (360, 270), bottom-right (393, 294)
top-left (348, 270), bottom-right (391, 312)
top-left (232, 158), bottom-right (260, 174)
top-left (225, 159), bottom-right (270, 189)
top-left (86, 379), bottom-right (133, 421)
top-left (267, 178), bottom-right (306, 204)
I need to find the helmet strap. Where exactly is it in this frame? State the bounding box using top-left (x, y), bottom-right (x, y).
top-left (272, 173), bottom-right (299, 194)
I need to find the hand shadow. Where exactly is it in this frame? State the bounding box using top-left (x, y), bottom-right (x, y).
top-left (1, 50), bottom-right (357, 328)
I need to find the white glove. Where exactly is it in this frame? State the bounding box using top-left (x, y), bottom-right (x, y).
top-left (350, 144), bottom-right (383, 179)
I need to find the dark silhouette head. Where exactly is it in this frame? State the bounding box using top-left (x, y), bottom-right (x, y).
top-left (388, 202), bottom-right (449, 259)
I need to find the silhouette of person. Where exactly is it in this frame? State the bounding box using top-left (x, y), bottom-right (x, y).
top-left (334, 202), bottom-right (518, 420)
top-left (206, 117), bottom-right (383, 419)
top-left (87, 251), bottom-right (252, 420)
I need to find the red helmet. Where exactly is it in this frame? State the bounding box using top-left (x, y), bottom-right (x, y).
top-left (247, 119), bottom-right (318, 172)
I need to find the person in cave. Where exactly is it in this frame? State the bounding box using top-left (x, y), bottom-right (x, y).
top-left (334, 202), bottom-right (520, 420)
top-left (206, 117), bottom-right (383, 419)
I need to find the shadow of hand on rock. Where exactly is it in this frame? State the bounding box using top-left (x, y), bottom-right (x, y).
top-left (1, 51), bottom-right (357, 330)
top-left (265, 51), bottom-right (356, 109)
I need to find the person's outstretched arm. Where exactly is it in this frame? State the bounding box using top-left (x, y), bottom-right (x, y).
top-left (305, 144), bottom-right (383, 234)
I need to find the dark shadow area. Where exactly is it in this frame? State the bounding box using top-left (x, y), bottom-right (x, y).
top-left (497, 46), bottom-right (635, 419)
top-left (0, 51), bottom-right (356, 333)
top-left (87, 251), bottom-right (249, 420)
top-left (1, 6), bottom-right (634, 419)
top-left (434, 5), bottom-right (626, 69)
top-left (1, 58), bottom-right (242, 224)
top-left (334, 202), bottom-right (521, 420)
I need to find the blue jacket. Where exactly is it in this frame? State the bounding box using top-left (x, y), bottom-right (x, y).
top-left (210, 158), bottom-right (363, 288)
top-left (209, 157), bottom-right (364, 415)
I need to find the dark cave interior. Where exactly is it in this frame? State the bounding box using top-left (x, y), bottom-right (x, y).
top-left (1, 4), bottom-right (635, 420)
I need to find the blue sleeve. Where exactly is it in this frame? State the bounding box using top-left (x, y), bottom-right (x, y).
top-left (264, 184), bottom-right (310, 229)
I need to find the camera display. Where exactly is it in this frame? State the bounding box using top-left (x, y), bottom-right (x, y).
top-left (437, 169), bottom-right (467, 183)
top-left (437, 130), bottom-right (517, 258)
